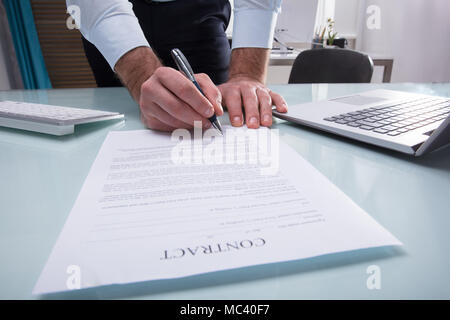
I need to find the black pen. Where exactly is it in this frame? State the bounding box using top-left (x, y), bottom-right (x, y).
top-left (170, 48), bottom-right (223, 135)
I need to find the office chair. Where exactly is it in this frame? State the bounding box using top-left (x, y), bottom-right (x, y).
top-left (288, 48), bottom-right (374, 84)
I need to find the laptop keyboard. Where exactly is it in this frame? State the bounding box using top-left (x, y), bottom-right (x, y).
top-left (324, 97), bottom-right (450, 136)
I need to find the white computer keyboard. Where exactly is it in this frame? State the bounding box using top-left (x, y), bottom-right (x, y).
top-left (0, 100), bottom-right (124, 135)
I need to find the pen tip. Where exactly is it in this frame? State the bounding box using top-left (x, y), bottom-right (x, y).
top-left (212, 121), bottom-right (223, 135)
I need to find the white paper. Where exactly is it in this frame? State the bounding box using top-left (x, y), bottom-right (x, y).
top-left (34, 127), bottom-right (401, 294)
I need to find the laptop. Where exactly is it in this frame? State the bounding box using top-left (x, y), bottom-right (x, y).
top-left (272, 89), bottom-right (450, 156)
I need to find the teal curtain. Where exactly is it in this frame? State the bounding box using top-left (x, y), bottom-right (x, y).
top-left (3, 0), bottom-right (51, 89)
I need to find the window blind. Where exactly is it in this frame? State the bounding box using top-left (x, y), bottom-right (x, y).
top-left (30, 0), bottom-right (96, 88)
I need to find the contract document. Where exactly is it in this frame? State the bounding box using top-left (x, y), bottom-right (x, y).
top-left (34, 127), bottom-right (401, 294)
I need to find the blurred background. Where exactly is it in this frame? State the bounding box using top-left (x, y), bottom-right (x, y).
top-left (0, 0), bottom-right (449, 91)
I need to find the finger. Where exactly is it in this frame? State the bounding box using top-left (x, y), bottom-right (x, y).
top-left (155, 67), bottom-right (215, 119)
top-left (147, 102), bottom-right (211, 130)
top-left (269, 90), bottom-right (288, 113)
top-left (145, 81), bottom-right (211, 128)
top-left (141, 113), bottom-right (178, 132)
top-left (223, 88), bottom-right (244, 127)
top-left (256, 88), bottom-right (273, 127)
top-left (196, 73), bottom-right (224, 116)
top-left (241, 86), bottom-right (260, 129)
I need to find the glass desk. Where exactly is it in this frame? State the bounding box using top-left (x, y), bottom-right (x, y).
top-left (0, 83), bottom-right (449, 299)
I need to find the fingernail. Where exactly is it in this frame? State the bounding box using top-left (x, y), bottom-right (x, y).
top-left (263, 114), bottom-right (271, 123)
top-left (233, 116), bottom-right (241, 124)
top-left (205, 108), bottom-right (214, 117)
top-left (249, 117), bottom-right (258, 126)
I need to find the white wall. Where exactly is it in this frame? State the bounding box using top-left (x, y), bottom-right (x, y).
top-left (358, 0), bottom-right (450, 82)
top-left (333, 0), bottom-right (359, 38)
top-left (226, 0), bottom-right (234, 37)
top-left (277, 0), bottom-right (317, 43)
top-left (269, 0), bottom-right (450, 84)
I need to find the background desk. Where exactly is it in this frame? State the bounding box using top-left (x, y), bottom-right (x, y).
top-left (270, 51), bottom-right (394, 83)
top-left (0, 83), bottom-right (449, 299)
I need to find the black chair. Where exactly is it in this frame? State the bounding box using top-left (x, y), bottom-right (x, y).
top-left (288, 48), bottom-right (374, 84)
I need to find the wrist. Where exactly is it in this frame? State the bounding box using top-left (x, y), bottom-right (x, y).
top-left (115, 47), bottom-right (162, 101)
top-left (228, 48), bottom-right (270, 84)
top-left (227, 74), bottom-right (262, 84)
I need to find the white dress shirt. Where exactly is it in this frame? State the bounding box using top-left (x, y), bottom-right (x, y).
top-left (66, 0), bottom-right (282, 70)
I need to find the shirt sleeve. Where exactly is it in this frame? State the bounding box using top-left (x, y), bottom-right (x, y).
top-left (232, 0), bottom-right (282, 49)
top-left (66, 0), bottom-right (150, 70)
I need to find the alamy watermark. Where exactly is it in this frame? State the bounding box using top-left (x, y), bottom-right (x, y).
top-left (170, 122), bottom-right (280, 175)
top-left (366, 5), bottom-right (381, 30)
top-left (66, 264), bottom-right (81, 290)
top-left (66, 5), bottom-right (81, 30)
top-left (366, 265), bottom-right (381, 290)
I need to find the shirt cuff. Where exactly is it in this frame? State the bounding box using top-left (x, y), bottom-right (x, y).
top-left (231, 9), bottom-right (278, 49)
top-left (89, 14), bottom-right (150, 70)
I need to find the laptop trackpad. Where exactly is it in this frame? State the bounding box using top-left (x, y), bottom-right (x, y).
top-left (330, 95), bottom-right (388, 106)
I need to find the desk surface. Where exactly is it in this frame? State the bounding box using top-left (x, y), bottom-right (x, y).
top-left (1, 83), bottom-right (449, 299)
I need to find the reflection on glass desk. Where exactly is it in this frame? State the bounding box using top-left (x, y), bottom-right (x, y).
top-left (0, 83), bottom-right (449, 299)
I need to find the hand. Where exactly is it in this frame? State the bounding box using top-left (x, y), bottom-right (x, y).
top-left (218, 76), bottom-right (288, 129)
top-left (139, 67), bottom-right (224, 131)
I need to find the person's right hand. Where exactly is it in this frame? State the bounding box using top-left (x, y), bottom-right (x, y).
top-left (139, 67), bottom-right (224, 131)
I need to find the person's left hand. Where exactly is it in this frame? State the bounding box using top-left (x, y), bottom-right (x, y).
top-left (218, 76), bottom-right (288, 129)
